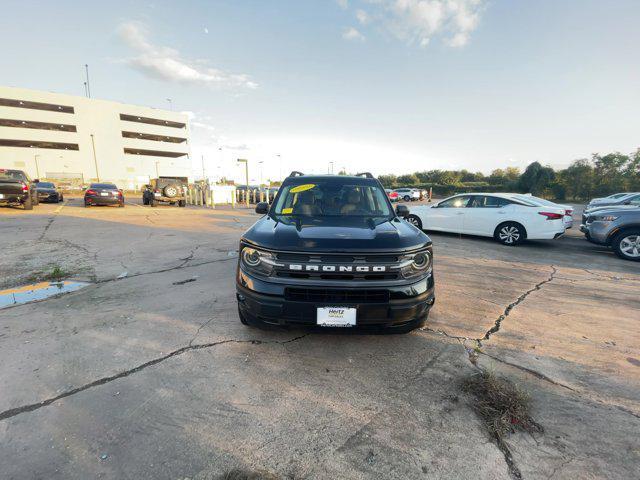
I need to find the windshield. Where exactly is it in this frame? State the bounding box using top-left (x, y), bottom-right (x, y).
top-left (90, 183), bottom-right (118, 189)
top-left (37, 182), bottom-right (55, 188)
top-left (273, 181), bottom-right (392, 217)
top-left (0, 170), bottom-right (27, 181)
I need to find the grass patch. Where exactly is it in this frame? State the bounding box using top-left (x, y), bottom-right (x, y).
top-left (45, 265), bottom-right (69, 281)
top-left (216, 469), bottom-right (280, 480)
top-left (462, 370), bottom-right (542, 440)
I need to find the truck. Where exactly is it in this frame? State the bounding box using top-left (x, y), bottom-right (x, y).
top-left (236, 172), bottom-right (435, 333)
top-left (0, 169), bottom-right (39, 210)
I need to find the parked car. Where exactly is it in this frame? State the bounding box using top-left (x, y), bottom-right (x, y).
top-left (585, 192), bottom-right (640, 211)
top-left (511, 194), bottom-right (573, 229)
top-left (0, 169), bottom-right (38, 210)
top-left (236, 172), bottom-right (434, 333)
top-left (394, 188), bottom-right (420, 202)
top-left (84, 183), bottom-right (124, 207)
top-left (581, 206), bottom-right (640, 261)
top-left (406, 193), bottom-right (566, 246)
top-left (385, 189), bottom-right (399, 202)
top-left (587, 192), bottom-right (633, 206)
top-left (142, 177), bottom-right (187, 207)
top-left (581, 203), bottom-right (639, 225)
top-left (35, 181), bottom-right (63, 203)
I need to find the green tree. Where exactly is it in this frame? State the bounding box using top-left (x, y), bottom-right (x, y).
top-left (396, 173), bottom-right (418, 186)
top-left (518, 162), bottom-right (555, 195)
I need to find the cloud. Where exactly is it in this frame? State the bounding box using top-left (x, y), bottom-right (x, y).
top-left (336, 0), bottom-right (349, 9)
top-left (343, 27), bottom-right (366, 42)
top-left (117, 21), bottom-right (258, 89)
top-left (342, 0), bottom-right (485, 48)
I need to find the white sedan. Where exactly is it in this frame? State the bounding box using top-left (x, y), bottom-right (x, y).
top-left (406, 193), bottom-right (566, 245)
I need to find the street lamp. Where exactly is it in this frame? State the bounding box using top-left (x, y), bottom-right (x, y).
top-left (258, 160), bottom-right (264, 186)
top-left (34, 154), bottom-right (41, 180)
top-left (90, 134), bottom-right (99, 181)
top-left (328, 161), bottom-right (334, 174)
top-left (237, 158), bottom-right (249, 207)
top-left (155, 161), bottom-right (160, 178)
top-left (166, 98), bottom-right (173, 111)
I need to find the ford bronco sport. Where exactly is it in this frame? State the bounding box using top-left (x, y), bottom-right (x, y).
top-left (236, 172), bottom-right (435, 333)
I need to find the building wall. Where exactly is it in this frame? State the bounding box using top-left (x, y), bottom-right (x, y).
top-left (0, 86), bottom-right (191, 189)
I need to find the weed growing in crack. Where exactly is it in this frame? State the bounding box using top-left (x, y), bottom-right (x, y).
top-left (462, 370), bottom-right (542, 439)
top-left (47, 265), bottom-right (68, 281)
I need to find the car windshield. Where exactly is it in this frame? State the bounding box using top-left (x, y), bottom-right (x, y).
top-left (0, 170), bottom-right (27, 181)
top-left (91, 183), bottom-right (118, 189)
top-left (37, 182), bottom-right (55, 188)
top-left (272, 180), bottom-right (392, 217)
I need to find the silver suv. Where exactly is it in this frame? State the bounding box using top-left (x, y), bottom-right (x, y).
top-left (581, 207), bottom-right (640, 261)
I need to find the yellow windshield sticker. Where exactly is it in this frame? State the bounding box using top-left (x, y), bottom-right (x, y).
top-left (282, 207), bottom-right (293, 214)
top-left (290, 184), bottom-right (316, 193)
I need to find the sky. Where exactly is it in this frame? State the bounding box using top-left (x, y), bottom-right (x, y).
top-left (1, 0), bottom-right (639, 183)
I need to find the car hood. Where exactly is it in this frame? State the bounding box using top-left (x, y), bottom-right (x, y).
top-left (585, 205), bottom-right (640, 216)
top-left (242, 215), bottom-right (431, 252)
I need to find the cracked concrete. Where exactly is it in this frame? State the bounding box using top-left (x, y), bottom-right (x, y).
top-left (0, 199), bottom-right (639, 480)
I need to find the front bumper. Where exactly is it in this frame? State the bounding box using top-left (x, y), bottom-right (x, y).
top-left (38, 192), bottom-right (59, 202)
top-left (236, 269), bottom-right (435, 329)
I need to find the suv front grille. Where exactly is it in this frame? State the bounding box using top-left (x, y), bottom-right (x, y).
top-left (274, 252), bottom-right (401, 281)
top-left (285, 288), bottom-right (389, 303)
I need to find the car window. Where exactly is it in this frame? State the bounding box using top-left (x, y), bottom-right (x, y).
top-left (37, 182), bottom-right (55, 188)
top-left (90, 183), bottom-right (118, 189)
top-left (628, 195), bottom-right (640, 205)
top-left (0, 170), bottom-right (27, 181)
top-left (468, 196), bottom-right (510, 208)
top-left (438, 195), bottom-right (471, 208)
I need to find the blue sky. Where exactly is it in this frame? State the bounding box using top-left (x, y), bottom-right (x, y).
top-left (1, 0), bottom-right (638, 182)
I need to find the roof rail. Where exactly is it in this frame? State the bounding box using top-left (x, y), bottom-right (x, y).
top-left (355, 172), bottom-right (374, 179)
top-left (288, 171), bottom-right (304, 177)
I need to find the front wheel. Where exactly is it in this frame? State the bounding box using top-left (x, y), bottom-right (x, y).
top-left (178, 200), bottom-right (186, 207)
top-left (150, 199), bottom-right (158, 207)
top-left (495, 222), bottom-right (525, 246)
top-left (612, 230), bottom-right (640, 261)
top-left (406, 214), bottom-right (423, 230)
top-left (403, 195), bottom-right (411, 202)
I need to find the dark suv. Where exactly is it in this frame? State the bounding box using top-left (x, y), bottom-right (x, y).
top-left (0, 169), bottom-right (39, 210)
top-left (143, 177), bottom-right (187, 207)
top-left (236, 172), bottom-right (435, 333)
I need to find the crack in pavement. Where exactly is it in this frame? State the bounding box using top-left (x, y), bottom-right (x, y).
top-left (0, 333), bottom-right (309, 423)
top-left (481, 265), bottom-right (558, 344)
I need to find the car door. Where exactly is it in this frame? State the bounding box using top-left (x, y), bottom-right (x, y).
top-left (426, 195), bottom-right (471, 232)
top-left (462, 195), bottom-right (510, 236)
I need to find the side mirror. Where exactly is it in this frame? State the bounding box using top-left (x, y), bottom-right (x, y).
top-left (395, 204), bottom-right (409, 218)
top-left (255, 202), bottom-right (269, 215)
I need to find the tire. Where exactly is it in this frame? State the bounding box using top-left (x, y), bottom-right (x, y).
top-left (406, 214), bottom-right (423, 230)
top-left (32, 194), bottom-right (39, 206)
top-left (238, 306), bottom-right (250, 326)
top-left (150, 199), bottom-right (158, 207)
top-left (84, 201), bottom-right (90, 208)
top-left (403, 195), bottom-right (411, 202)
top-left (612, 230), bottom-right (640, 262)
top-left (23, 195), bottom-right (33, 210)
top-left (162, 184), bottom-right (180, 198)
top-left (59, 195), bottom-right (64, 203)
top-left (178, 200), bottom-right (186, 207)
top-left (119, 202), bottom-right (125, 208)
top-left (142, 196), bottom-right (149, 205)
top-left (495, 222), bottom-right (526, 246)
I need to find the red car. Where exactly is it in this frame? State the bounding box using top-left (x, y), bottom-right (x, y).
top-left (385, 189), bottom-right (399, 202)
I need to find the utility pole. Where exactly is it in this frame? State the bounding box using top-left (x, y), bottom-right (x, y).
top-left (90, 134), bottom-right (99, 181)
top-left (328, 161), bottom-right (334, 174)
top-left (167, 98), bottom-right (173, 111)
top-left (34, 154), bottom-right (41, 179)
top-left (155, 161), bottom-right (160, 178)
top-left (84, 64), bottom-right (91, 98)
top-left (201, 154), bottom-right (206, 180)
top-left (83, 82), bottom-right (88, 98)
top-left (237, 159), bottom-right (249, 207)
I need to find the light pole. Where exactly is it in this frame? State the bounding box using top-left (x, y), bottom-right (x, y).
top-left (166, 98), bottom-right (173, 111)
top-left (34, 154), bottom-right (41, 179)
top-left (258, 160), bottom-right (264, 186)
top-left (90, 134), bottom-right (99, 181)
top-left (84, 64), bottom-right (91, 98)
top-left (328, 161), bottom-right (334, 174)
top-left (237, 158), bottom-right (249, 207)
top-left (201, 154), bottom-right (206, 180)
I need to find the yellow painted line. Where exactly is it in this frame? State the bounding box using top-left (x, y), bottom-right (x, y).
top-left (54, 200), bottom-right (67, 213)
top-left (0, 281), bottom-right (71, 295)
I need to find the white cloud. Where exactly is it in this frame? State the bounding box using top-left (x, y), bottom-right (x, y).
top-left (343, 27), bottom-right (366, 42)
top-left (336, 0), bottom-right (349, 9)
top-left (344, 0), bottom-right (485, 48)
top-left (356, 9), bottom-right (371, 24)
top-left (117, 21), bottom-right (258, 89)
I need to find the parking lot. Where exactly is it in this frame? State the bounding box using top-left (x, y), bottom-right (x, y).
top-left (1, 198), bottom-right (639, 480)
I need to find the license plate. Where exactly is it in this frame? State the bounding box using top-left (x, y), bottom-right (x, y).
top-left (100, 192), bottom-right (109, 196)
top-left (317, 307), bottom-right (356, 327)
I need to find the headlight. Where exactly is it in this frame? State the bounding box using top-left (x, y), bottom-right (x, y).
top-left (240, 246), bottom-right (281, 276)
top-left (596, 215), bottom-right (618, 222)
top-left (399, 249), bottom-right (432, 279)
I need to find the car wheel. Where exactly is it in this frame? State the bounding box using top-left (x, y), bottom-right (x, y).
top-left (163, 184), bottom-right (180, 198)
top-left (33, 195), bottom-right (39, 206)
top-left (402, 195), bottom-right (410, 202)
top-left (142, 196), bottom-right (149, 205)
top-left (612, 230), bottom-right (640, 262)
top-left (495, 222), bottom-right (525, 246)
top-left (238, 306), bottom-right (250, 326)
top-left (178, 200), bottom-right (186, 207)
top-left (23, 196), bottom-right (33, 210)
top-left (119, 202), bottom-right (125, 208)
top-left (84, 201), bottom-right (90, 208)
top-left (59, 195), bottom-right (64, 202)
top-left (406, 214), bottom-right (423, 230)
top-left (150, 199), bottom-right (157, 207)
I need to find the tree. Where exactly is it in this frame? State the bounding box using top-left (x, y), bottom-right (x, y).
top-left (557, 159), bottom-right (594, 200)
top-left (396, 173), bottom-right (418, 186)
top-left (518, 162), bottom-right (555, 195)
top-left (378, 174), bottom-right (397, 187)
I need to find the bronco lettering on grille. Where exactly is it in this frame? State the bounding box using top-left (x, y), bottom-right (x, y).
top-left (286, 264), bottom-right (387, 272)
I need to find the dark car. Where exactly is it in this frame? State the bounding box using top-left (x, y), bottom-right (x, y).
top-left (581, 206), bottom-right (640, 261)
top-left (35, 181), bottom-right (64, 203)
top-left (0, 169), bottom-right (39, 210)
top-left (142, 177), bottom-right (187, 207)
top-left (84, 183), bottom-right (124, 207)
top-left (236, 172), bottom-right (435, 333)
